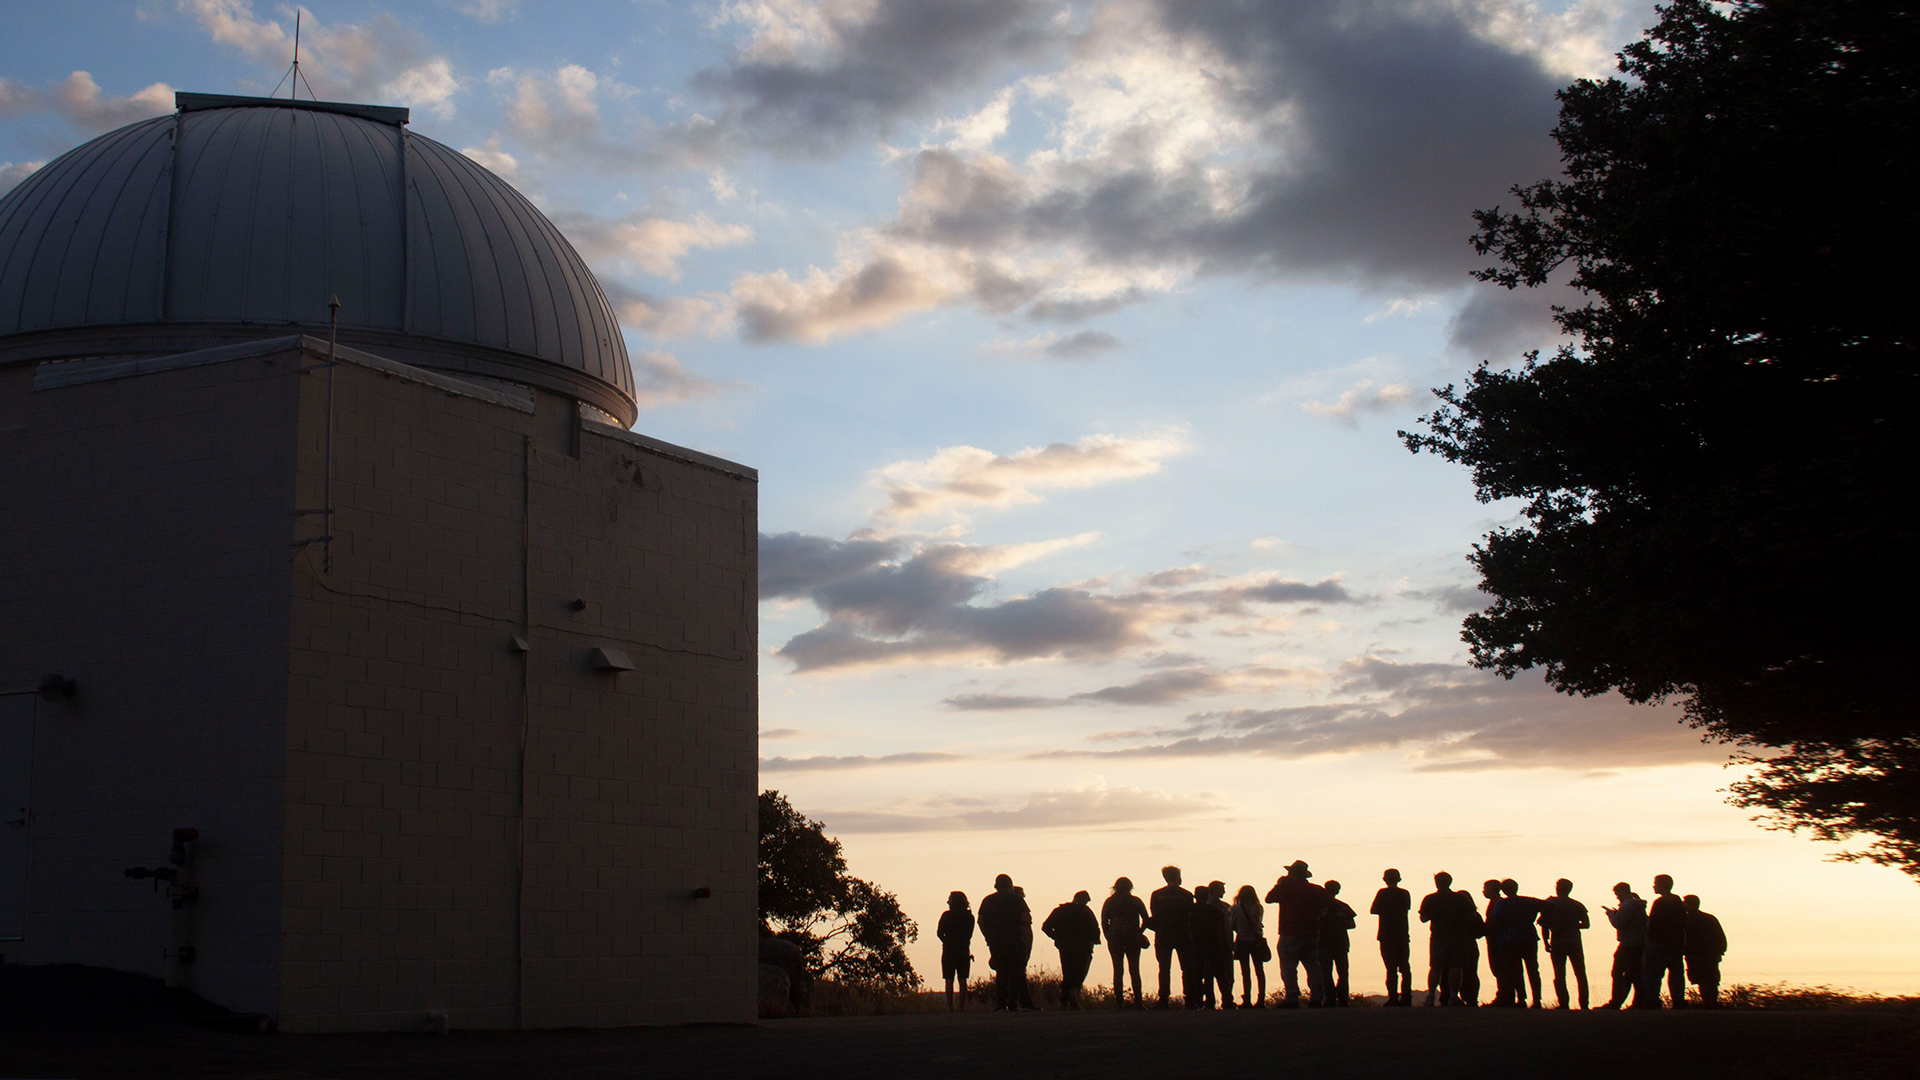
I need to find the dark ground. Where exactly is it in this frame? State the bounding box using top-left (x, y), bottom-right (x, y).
top-left (5, 967), bottom-right (1918, 1080)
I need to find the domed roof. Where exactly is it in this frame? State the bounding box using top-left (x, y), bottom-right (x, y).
top-left (0, 93), bottom-right (637, 425)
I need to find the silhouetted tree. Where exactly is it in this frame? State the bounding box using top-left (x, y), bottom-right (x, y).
top-left (1404, 0), bottom-right (1920, 875)
top-left (758, 790), bottom-right (921, 989)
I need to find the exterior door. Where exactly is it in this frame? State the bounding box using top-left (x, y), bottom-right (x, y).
top-left (0, 695), bottom-right (31, 940)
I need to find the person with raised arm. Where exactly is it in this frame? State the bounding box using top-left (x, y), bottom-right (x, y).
top-left (1101, 877), bottom-right (1149, 1009)
top-left (1600, 881), bottom-right (1648, 1009)
top-left (1266, 860), bottom-right (1328, 1007)
top-left (1042, 890), bottom-right (1102, 1010)
top-left (1319, 880), bottom-right (1357, 1007)
top-left (1371, 869), bottom-right (1414, 1006)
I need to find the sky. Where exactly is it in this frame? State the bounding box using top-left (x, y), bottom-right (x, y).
top-left (3, 0), bottom-right (1914, 995)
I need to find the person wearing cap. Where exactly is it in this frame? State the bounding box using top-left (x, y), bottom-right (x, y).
top-left (1042, 890), bottom-right (1103, 1009)
top-left (1371, 868), bottom-right (1414, 1006)
top-left (1265, 859), bottom-right (1328, 1006)
top-left (1318, 880), bottom-right (1357, 1007)
top-left (978, 873), bottom-right (1036, 1011)
top-left (937, 890), bottom-right (976, 1011)
top-left (1102, 877), bottom-right (1150, 1008)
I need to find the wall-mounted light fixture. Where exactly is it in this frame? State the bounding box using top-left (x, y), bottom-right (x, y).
top-left (588, 647), bottom-right (634, 672)
top-left (38, 674), bottom-right (76, 701)
top-left (569, 598), bottom-right (589, 612)
top-left (691, 887), bottom-right (712, 899)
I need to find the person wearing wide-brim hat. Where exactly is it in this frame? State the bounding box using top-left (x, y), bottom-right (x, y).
top-left (1266, 860), bottom-right (1330, 1006)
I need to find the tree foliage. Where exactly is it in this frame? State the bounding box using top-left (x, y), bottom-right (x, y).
top-left (758, 790), bottom-right (921, 990)
top-left (1404, 0), bottom-right (1920, 875)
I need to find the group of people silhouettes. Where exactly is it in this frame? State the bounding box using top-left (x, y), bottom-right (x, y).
top-left (936, 864), bottom-right (1728, 1012)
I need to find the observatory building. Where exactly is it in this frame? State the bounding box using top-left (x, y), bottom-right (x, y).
top-left (0, 94), bottom-right (757, 1030)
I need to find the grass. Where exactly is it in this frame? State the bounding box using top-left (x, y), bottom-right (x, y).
top-left (787, 975), bottom-right (1918, 1018)
top-left (1717, 983), bottom-right (1920, 1010)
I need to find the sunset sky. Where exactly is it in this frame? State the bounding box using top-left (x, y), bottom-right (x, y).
top-left (4, 0), bottom-right (1913, 994)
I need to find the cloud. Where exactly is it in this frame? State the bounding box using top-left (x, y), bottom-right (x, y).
top-left (1169, 574), bottom-right (1357, 614)
top-left (943, 662), bottom-right (1311, 710)
top-left (825, 782), bottom-right (1219, 833)
top-left (459, 138), bottom-right (520, 178)
top-left (600, 280), bottom-right (736, 339)
top-left (1300, 379), bottom-right (1416, 423)
top-left (733, 251), bottom-right (956, 343)
top-left (719, 0), bottom-right (1621, 344)
top-left (0, 72), bottom-right (174, 134)
top-left (871, 431), bottom-right (1187, 526)
top-left (982, 329), bottom-right (1124, 359)
top-left (1044, 657), bottom-right (1727, 771)
top-left (0, 161), bottom-right (45, 196)
top-left (1446, 277), bottom-right (1582, 357)
top-left (759, 531), bottom-right (1158, 672)
top-left (553, 209), bottom-right (752, 281)
top-left (761, 531), bottom-right (906, 600)
top-left (179, 0), bottom-right (463, 119)
top-left (1409, 583), bottom-right (1492, 614)
top-left (942, 693), bottom-right (1072, 711)
top-left (630, 350), bottom-right (734, 407)
top-left (694, 0), bottom-right (1063, 156)
top-left (444, 0), bottom-right (516, 22)
top-left (763, 528), bottom-right (1357, 674)
top-left (1044, 330), bottom-right (1123, 359)
top-left (760, 751), bottom-right (965, 772)
top-left (758, 727), bottom-right (811, 740)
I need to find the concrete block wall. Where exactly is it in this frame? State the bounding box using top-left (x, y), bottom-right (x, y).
top-left (280, 349), bottom-right (756, 1031)
top-left (0, 353), bottom-right (298, 1016)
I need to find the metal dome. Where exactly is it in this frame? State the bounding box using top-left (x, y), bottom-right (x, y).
top-left (0, 93), bottom-right (637, 425)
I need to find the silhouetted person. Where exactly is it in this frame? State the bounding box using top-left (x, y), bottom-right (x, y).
top-left (937, 891), bottom-right (976, 1012)
top-left (978, 873), bottom-right (1035, 1011)
top-left (1199, 881), bottom-right (1236, 1008)
top-left (1043, 890), bottom-right (1102, 1010)
top-left (1102, 876), bottom-right (1149, 1008)
top-left (1540, 878), bottom-right (1591, 1010)
top-left (1266, 859), bottom-right (1328, 1007)
top-left (1231, 884), bottom-right (1269, 1007)
top-left (1420, 872), bottom-right (1481, 1006)
top-left (1149, 865), bottom-right (1200, 1008)
top-left (1683, 894), bottom-right (1726, 1008)
top-left (1482, 879), bottom-right (1517, 1005)
top-left (1372, 868), bottom-right (1414, 1006)
top-left (1498, 879), bottom-right (1544, 1008)
top-left (1319, 880), bottom-right (1356, 1006)
top-left (1600, 882), bottom-right (1647, 1009)
top-left (1640, 874), bottom-right (1687, 1008)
